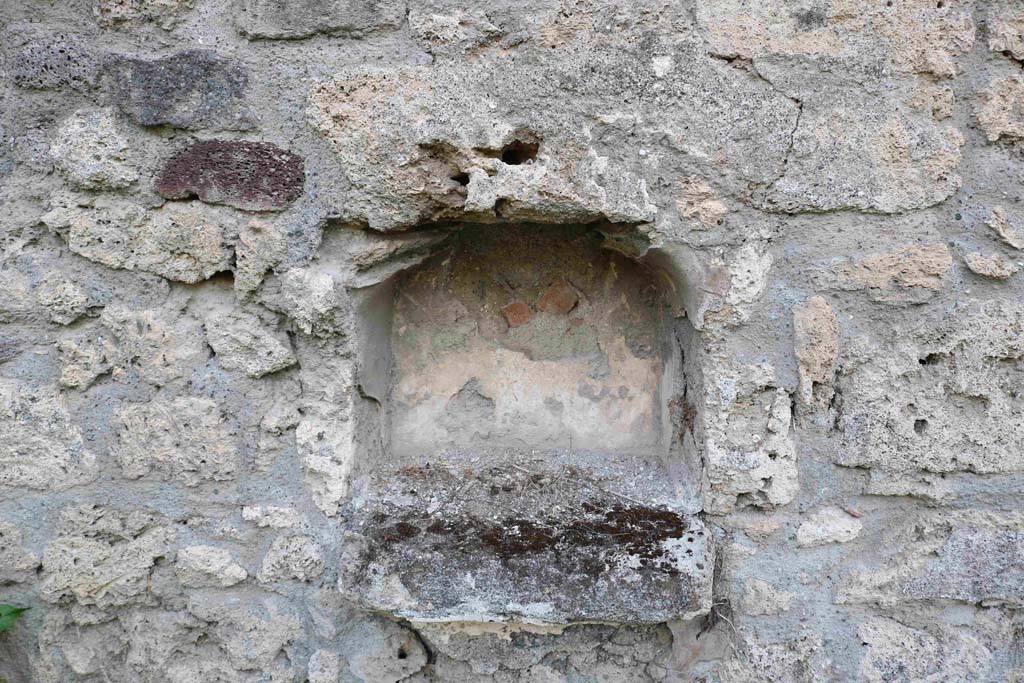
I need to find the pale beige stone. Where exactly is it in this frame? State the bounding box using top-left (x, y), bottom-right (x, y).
top-left (176, 545), bottom-right (248, 587)
top-left (964, 252), bottom-right (1020, 279)
top-left (114, 397), bottom-right (240, 486)
top-left (793, 296), bottom-right (839, 405)
top-left (988, 206), bottom-right (1024, 250)
top-left (796, 506), bottom-right (862, 547)
top-left (977, 74), bottom-right (1024, 142)
top-left (205, 309), bottom-right (296, 378)
top-left (835, 243), bottom-right (952, 304)
top-left (257, 535), bottom-right (325, 583)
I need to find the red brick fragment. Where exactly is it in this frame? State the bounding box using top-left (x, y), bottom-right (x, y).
top-left (537, 280), bottom-right (578, 315)
top-left (501, 301), bottom-right (533, 327)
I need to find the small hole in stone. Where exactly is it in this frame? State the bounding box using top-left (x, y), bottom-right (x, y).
top-left (914, 418), bottom-right (928, 434)
top-left (397, 648), bottom-right (408, 660)
top-left (451, 172), bottom-right (470, 186)
top-left (500, 141), bottom-right (539, 165)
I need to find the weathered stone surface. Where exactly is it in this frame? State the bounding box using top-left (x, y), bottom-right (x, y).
top-left (186, 594), bottom-right (302, 672)
top-left (342, 618), bottom-right (429, 682)
top-left (5, 27), bottom-right (99, 91)
top-left (308, 650), bottom-right (342, 683)
top-left (114, 397), bottom-right (241, 485)
top-left (101, 50), bottom-right (252, 130)
top-left (306, 49), bottom-right (795, 229)
top-left (839, 512), bottom-right (1024, 608)
top-left (988, 205), bottom-right (1024, 250)
top-left (256, 535), bottom-right (324, 583)
top-left (796, 507), bottom-right (862, 547)
top-left (40, 505), bottom-right (175, 608)
top-left (857, 617), bottom-right (993, 683)
top-left (833, 301), bottom-right (1024, 488)
top-left (716, 633), bottom-right (829, 683)
top-left (57, 331), bottom-right (116, 389)
top-left (176, 545), bottom-right (248, 587)
top-left (676, 176), bottom-right (729, 230)
top-left (94, 0), bottom-right (194, 28)
top-left (204, 309), bottom-right (295, 378)
top-left (988, 2), bottom-right (1024, 60)
top-left (701, 362), bottom-right (797, 514)
top-left (100, 300), bottom-right (209, 386)
top-left (963, 251), bottom-right (1020, 279)
top-left (50, 108), bottom-right (138, 190)
top-left (339, 464), bottom-right (714, 624)
top-left (0, 521), bottom-right (39, 584)
top-left (43, 194), bottom-right (237, 283)
top-left (977, 73), bottom-right (1024, 143)
top-left (697, 0), bottom-right (975, 77)
top-left (35, 274), bottom-right (92, 325)
top-left (241, 506), bottom-right (301, 528)
top-left (793, 295), bottom-right (839, 406)
top-left (235, 0), bottom-right (405, 39)
top-left (8, 1), bottom-right (1024, 680)
top-left (234, 217), bottom-right (288, 293)
top-left (832, 243), bottom-right (953, 305)
top-left (155, 140), bottom-right (304, 211)
top-left (0, 379), bottom-right (98, 492)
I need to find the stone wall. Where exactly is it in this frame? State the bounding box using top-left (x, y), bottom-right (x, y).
top-left (1, 0), bottom-right (1023, 681)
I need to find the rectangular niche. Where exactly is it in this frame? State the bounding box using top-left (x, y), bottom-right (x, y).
top-left (340, 223), bottom-right (713, 625)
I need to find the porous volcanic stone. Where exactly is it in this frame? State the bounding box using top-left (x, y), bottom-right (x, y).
top-left (155, 140), bottom-right (304, 211)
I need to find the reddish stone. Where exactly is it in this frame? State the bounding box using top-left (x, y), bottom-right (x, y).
top-left (537, 280), bottom-right (578, 315)
top-left (501, 301), bottom-right (533, 328)
top-left (154, 140), bottom-right (304, 211)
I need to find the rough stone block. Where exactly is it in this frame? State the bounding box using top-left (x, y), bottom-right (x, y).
top-left (114, 397), bottom-right (241, 486)
top-left (963, 251), bottom-right (1020, 279)
top-left (256, 535), bottom-right (324, 583)
top-left (94, 0), bottom-right (195, 28)
top-left (155, 140), bottom-right (304, 211)
top-left (0, 521), bottom-right (39, 584)
top-left (701, 362), bottom-right (797, 514)
top-left (235, 0), bottom-right (406, 39)
top-left (0, 379), bottom-right (98, 492)
top-left (977, 73), bottom-right (1024, 143)
top-left (338, 465), bottom-right (714, 624)
top-left (204, 309), bottom-right (295, 378)
top-left (101, 50), bottom-right (253, 130)
top-left (838, 512), bottom-right (1024, 608)
top-left (176, 545), bottom-right (248, 587)
top-left (793, 295), bottom-right (839, 406)
top-left (50, 108), bottom-right (138, 190)
top-left (44, 193), bottom-right (237, 283)
top-left (795, 507), bottom-right (862, 547)
top-left (833, 300), bottom-right (1024, 487)
top-left (40, 505), bottom-right (174, 608)
top-left (5, 28), bottom-right (99, 92)
top-left (857, 617), bottom-right (993, 683)
top-left (35, 274), bottom-right (92, 325)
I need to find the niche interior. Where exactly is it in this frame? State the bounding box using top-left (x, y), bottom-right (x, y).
top-left (339, 222), bottom-right (712, 625)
